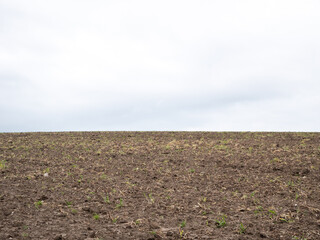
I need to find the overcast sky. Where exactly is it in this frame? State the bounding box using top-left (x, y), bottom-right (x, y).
top-left (1, 0), bottom-right (319, 132)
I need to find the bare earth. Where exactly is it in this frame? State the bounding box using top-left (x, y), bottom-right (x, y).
top-left (0, 132), bottom-right (319, 240)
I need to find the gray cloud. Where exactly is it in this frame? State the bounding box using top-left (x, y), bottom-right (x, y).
top-left (1, 0), bottom-right (320, 132)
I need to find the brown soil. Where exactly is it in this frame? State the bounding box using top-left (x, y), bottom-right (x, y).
top-left (0, 132), bottom-right (320, 240)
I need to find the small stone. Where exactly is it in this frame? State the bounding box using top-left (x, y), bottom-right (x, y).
top-left (3, 209), bottom-right (12, 216)
top-left (39, 195), bottom-right (48, 201)
top-left (44, 173), bottom-right (49, 177)
top-left (54, 235), bottom-right (62, 240)
top-left (166, 231), bottom-right (173, 236)
top-left (83, 206), bottom-right (92, 212)
top-left (57, 213), bottom-right (67, 217)
top-left (259, 232), bottom-right (267, 238)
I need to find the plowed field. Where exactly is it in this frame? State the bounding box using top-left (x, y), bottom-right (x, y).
top-left (0, 132), bottom-right (319, 239)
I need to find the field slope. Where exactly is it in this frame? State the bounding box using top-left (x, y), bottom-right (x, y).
top-left (0, 132), bottom-right (320, 239)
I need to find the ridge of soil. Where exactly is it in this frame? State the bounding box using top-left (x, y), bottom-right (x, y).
top-left (0, 132), bottom-right (319, 239)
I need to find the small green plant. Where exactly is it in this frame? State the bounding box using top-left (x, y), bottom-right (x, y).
top-left (112, 216), bottom-right (118, 223)
top-left (189, 168), bottom-right (195, 173)
top-left (254, 205), bottom-right (264, 215)
top-left (104, 194), bottom-right (110, 204)
top-left (215, 215), bottom-right (226, 228)
top-left (238, 176), bottom-right (245, 182)
top-left (34, 200), bottom-right (43, 209)
top-left (144, 193), bottom-right (155, 204)
top-left (270, 157), bottom-right (281, 163)
top-left (100, 173), bottom-right (107, 179)
top-left (93, 213), bottom-right (100, 220)
top-left (279, 217), bottom-right (289, 223)
top-left (71, 209), bottom-right (78, 214)
top-left (239, 223), bottom-right (246, 234)
top-left (0, 160), bottom-right (7, 169)
top-left (125, 180), bottom-right (135, 188)
top-left (268, 209), bottom-right (277, 219)
top-left (180, 220), bottom-right (186, 228)
top-left (116, 198), bottom-right (123, 209)
top-left (287, 181), bottom-right (295, 187)
top-left (77, 175), bottom-right (83, 183)
top-left (65, 201), bottom-right (72, 207)
top-left (292, 236), bottom-right (307, 240)
top-left (179, 228), bottom-right (184, 238)
top-left (149, 193), bottom-right (154, 203)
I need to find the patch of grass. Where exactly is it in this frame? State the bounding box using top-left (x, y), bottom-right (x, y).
top-left (93, 213), bottom-right (100, 220)
top-left (239, 223), bottom-right (246, 234)
top-left (215, 215), bottom-right (226, 228)
top-left (180, 220), bottom-right (186, 228)
top-left (34, 200), bottom-right (43, 209)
